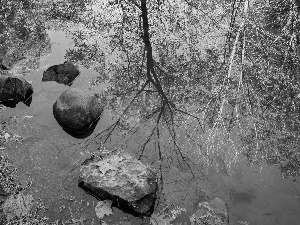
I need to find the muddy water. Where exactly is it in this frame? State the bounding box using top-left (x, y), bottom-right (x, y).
top-left (1, 30), bottom-right (300, 225)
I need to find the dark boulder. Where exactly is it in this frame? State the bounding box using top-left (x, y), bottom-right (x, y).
top-left (0, 64), bottom-right (10, 70)
top-left (78, 153), bottom-right (158, 217)
top-left (42, 61), bottom-right (79, 86)
top-left (0, 76), bottom-right (33, 107)
top-left (53, 88), bottom-right (104, 133)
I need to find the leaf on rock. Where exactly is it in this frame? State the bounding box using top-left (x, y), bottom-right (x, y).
top-left (95, 200), bottom-right (114, 219)
top-left (97, 161), bottom-right (116, 174)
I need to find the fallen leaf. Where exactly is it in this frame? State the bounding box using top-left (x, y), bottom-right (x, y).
top-left (95, 200), bottom-right (113, 219)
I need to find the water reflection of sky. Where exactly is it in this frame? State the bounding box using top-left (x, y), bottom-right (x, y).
top-left (1, 29), bottom-right (300, 225)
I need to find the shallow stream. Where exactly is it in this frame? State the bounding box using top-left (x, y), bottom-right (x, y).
top-left (1, 29), bottom-right (300, 225)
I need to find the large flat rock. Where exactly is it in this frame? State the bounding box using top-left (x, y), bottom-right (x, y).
top-left (79, 152), bottom-right (158, 217)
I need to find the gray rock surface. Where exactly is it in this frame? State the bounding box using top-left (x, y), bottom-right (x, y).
top-left (78, 152), bottom-right (158, 217)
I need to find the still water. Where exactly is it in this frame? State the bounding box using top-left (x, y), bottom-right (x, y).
top-left (1, 29), bottom-right (300, 225)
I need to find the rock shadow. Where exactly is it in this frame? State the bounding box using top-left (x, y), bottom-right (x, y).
top-left (0, 96), bottom-right (32, 108)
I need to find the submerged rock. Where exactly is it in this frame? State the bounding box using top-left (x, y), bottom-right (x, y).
top-left (190, 198), bottom-right (229, 225)
top-left (78, 152), bottom-right (158, 217)
top-left (0, 76), bottom-right (33, 107)
top-left (53, 88), bottom-right (104, 133)
top-left (42, 61), bottom-right (79, 86)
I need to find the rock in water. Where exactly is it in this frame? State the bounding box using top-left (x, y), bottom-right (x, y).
top-left (42, 61), bottom-right (79, 86)
top-left (53, 88), bottom-right (103, 133)
top-left (78, 153), bottom-right (158, 217)
top-left (0, 76), bottom-right (33, 106)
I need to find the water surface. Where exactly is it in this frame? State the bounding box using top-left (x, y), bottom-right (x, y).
top-left (1, 29), bottom-right (300, 225)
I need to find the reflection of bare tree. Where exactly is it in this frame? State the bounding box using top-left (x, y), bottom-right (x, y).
top-left (60, 0), bottom-right (236, 176)
top-left (61, 1), bottom-right (236, 190)
top-left (234, 0), bottom-right (300, 181)
top-left (53, 0), bottom-right (300, 181)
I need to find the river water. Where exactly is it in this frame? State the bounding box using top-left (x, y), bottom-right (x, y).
top-left (1, 29), bottom-right (300, 225)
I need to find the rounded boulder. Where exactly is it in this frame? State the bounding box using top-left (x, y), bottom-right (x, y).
top-left (0, 76), bottom-right (33, 106)
top-left (53, 88), bottom-right (104, 133)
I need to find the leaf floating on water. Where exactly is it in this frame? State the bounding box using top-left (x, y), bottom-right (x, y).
top-left (95, 200), bottom-right (113, 219)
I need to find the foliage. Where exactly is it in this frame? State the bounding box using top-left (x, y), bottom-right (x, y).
top-left (40, 0), bottom-right (300, 180)
top-left (3, 0), bottom-right (300, 181)
top-left (234, 0), bottom-right (300, 181)
top-left (0, 0), bottom-right (51, 75)
top-left (59, 0), bottom-right (239, 176)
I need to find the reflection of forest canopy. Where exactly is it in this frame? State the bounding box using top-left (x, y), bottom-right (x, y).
top-left (3, 0), bottom-right (300, 180)
top-left (240, 0), bottom-right (300, 180)
top-left (56, 0), bottom-right (300, 181)
top-left (0, 0), bottom-right (51, 74)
